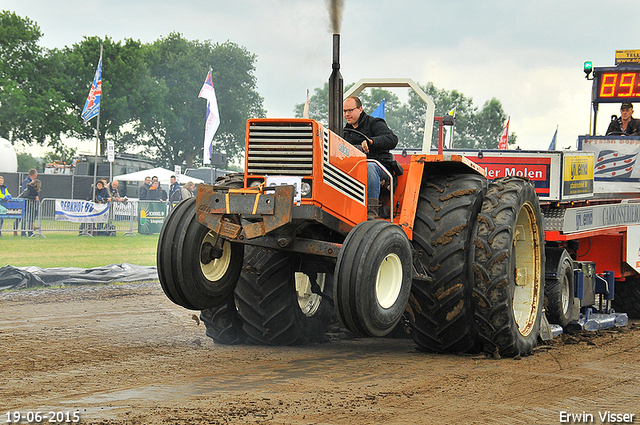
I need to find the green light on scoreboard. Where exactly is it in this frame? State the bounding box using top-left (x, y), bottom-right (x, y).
top-left (584, 61), bottom-right (593, 79)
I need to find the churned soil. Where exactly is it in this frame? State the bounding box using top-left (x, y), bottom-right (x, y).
top-left (1, 282), bottom-right (639, 424)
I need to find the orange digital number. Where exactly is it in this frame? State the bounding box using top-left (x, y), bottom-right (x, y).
top-left (599, 73), bottom-right (618, 97)
top-left (618, 73), bottom-right (636, 97)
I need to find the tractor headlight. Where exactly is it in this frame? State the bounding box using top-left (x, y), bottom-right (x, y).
top-left (300, 182), bottom-right (312, 197)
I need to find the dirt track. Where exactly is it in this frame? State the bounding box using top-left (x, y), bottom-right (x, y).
top-left (1, 281), bottom-right (639, 425)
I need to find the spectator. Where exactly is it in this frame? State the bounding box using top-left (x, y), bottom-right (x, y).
top-left (0, 175), bottom-right (12, 237)
top-left (93, 180), bottom-right (111, 204)
top-left (169, 175), bottom-right (182, 204)
top-left (108, 180), bottom-right (126, 202)
top-left (18, 179), bottom-right (41, 237)
top-left (147, 180), bottom-right (163, 201)
top-left (14, 169), bottom-right (38, 235)
top-left (181, 181), bottom-right (195, 199)
top-left (139, 176), bottom-right (151, 200)
top-left (21, 168), bottom-right (38, 194)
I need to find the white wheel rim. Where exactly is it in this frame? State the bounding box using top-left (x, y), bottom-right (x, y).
top-left (200, 231), bottom-right (231, 282)
top-left (512, 202), bottom-right (542, 337)
top-left (376, 253), bottom-right (403, 309)
top-left (296, 273), bottom-right (326, 317)
top-left (561, 271), bottom-right (571, 315)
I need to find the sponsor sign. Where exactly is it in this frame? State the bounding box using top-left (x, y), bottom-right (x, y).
top-left (579, 136), bottom-right (640, 194)
top-left (55, 200), bottom-right (109, 223)
top-left (615, 49), bottom-right (640, 65)
top-left (0, 199), bottom-right (25, 218)
top-left (563, 154), bottom-right (594, 196)
top-left (138, 201), bottom-right (166, 234)
top-left (563, 203), bottom-right (640, 233)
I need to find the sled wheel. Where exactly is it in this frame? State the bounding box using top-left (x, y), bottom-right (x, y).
top-left (472, 177), bottom-right (545, 357)
top-left (200, 295), bottom-right (246, 345)
top-left (157, 198), bottom-right (244, 310)
top-left (612, 278), bottom-right (640, 319)
top-left (334, 220), bottom-right (413, 337)
top-left (409, 174), bottom-right (486, 353)
top-left (234, 247), bottom-right (333, 345)
top-left (544, 247), bottom-right (574, 327)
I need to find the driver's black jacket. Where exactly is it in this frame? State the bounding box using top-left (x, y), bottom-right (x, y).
top-left (343, 112), bottom-right (398, 168)
top-left (606, 117), bottom-right (640, 135)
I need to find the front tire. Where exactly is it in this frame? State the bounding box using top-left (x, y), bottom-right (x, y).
top-left (472, 177), bottom-right (545, 357)
top-left (157, 197), bottom-right (244, 310)
top-left (544, 247), bottom-right (575, 327)
top-left (334, 220), bottom-right (413, 337)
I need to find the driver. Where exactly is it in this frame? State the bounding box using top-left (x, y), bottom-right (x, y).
top-left (606, 102), bottom-right (640, 135)
top-left (343, 96), bottom-right (398, 220)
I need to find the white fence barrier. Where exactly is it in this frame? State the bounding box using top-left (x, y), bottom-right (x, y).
top-left (0, 199), bottom-right (151, 237)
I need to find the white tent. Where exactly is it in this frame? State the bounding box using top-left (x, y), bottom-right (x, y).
top-left (113, 167), bottom-right (205, 185)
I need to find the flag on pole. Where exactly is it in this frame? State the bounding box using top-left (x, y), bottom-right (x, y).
top-left (443, 108), bottom-right (456, 149)
top-left (81, 58), bottom-right (102, 122)
top-left (548, 126), bottom-right (558, 150)
top-left (371, 99), bottom-right (385, 119)
top-left (498, 117), bottom-right (510, 150)
top-left (303, 89), bottom-right (310, 119)
top-left (199, 70), bottom-right (221, 165)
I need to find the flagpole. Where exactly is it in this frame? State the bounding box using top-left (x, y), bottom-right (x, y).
top-left (92, 44), bottom-right (103, 202)
top-left (207, 66), bottom-right (215, 185)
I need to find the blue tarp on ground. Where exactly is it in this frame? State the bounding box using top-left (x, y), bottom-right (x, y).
top-left (0, 263), bottom-right (158, 291)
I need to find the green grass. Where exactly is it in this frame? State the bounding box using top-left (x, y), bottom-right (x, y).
top-left (0, 232), bottom-right (160, 269)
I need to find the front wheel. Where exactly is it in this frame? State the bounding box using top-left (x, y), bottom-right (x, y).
top-left (471, 177), bottom-right (545, 357)
top-left (157, 197), bottom-right (244, 310)
top-left (334, 220), bottom-right (413, 337)
top-left (544, 247), bottom-right (575, 327)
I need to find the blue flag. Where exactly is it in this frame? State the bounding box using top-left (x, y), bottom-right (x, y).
top-left (81, 58), bottom-right (102, 122)
top-left (371, 100), bottom-right (385, 119)
top-left (548, 126), bottom-right (557, 150)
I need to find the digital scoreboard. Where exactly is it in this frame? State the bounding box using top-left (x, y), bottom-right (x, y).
top-left (594, 67), bottom-right (640, 103)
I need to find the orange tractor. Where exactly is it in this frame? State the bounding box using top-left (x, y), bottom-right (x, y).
top-left (157, 35), bottom-right (545, 357)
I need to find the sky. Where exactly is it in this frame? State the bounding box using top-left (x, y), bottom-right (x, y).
top-left (3, 0), bottom-right (638, 154)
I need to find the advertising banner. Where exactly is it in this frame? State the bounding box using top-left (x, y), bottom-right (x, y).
top-left (579, 136), bottom-right (640, 195)
top-left (55, 200), bottom-right (109, 223)
top-left (138, 201), bottom-right (166, 234)
top-left (0, 199), bottom-right (25, 219)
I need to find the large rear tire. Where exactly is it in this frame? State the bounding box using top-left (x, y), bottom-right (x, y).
top-left (157, 178), bottom-right (245, 310)
top-left (472, 177), bottom-right (545, 357)
top-left (409, 174), bottom-right (486, 353)
top-left (234, 247), bottom-right (334, 345)
top-left (200, 295), bottom-right (246, 345)
top-left (334, 220), bottom-right (413, 337)
top-left (544, 247), bottom-right (575, 327)
top-left (612, 278), bottom-right (640, 319)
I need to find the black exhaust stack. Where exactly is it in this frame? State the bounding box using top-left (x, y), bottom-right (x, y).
top-left (328, 33), bottom-right (343, 138)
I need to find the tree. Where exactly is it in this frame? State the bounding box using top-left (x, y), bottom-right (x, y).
top-left (51, 36), bottom-right (150, 154)
top-left (43, 144), bottom-right (77, 165)
top-left (294, 82), bottom-right (330, 124)
top-left (293, 84), bottom-right (401, 131)
top-left (0, 11), bottom-right (69, 146)
top-left (16, 151), bottom-right (40, 172)
top-left (472, 98), bottom-right (509, 149)
top-left (295, 80), bottom-right (513, 150)
top-left (136, 33), bottom-right (265, 168)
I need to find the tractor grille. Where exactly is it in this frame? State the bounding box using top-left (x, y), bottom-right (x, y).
top-left (247, 122), bottom-right (314, 175)
top-left (323, 129), bottom-right (366, 205)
